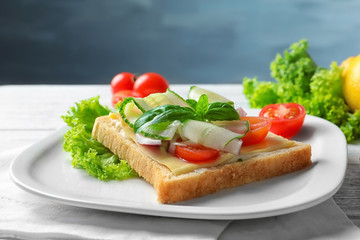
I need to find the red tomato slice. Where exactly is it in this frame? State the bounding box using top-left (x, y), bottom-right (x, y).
top-left (133, 72), bottom-right (169, 97)
top-left (259, 103), bottom-right (306, 139)
top-left (175, 144), bottom-right (220, 164)
top-left (241, 116), bottom-right (272, 145)
top-left (111, 72), bottom-right (136, 94)
top-left (112, 90), bottom-right (143, 107)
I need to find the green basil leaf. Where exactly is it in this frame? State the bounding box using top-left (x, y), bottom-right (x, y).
top-left (144, 121), bottom-right (173, 132)
top-left (196, 94), bottom-right (209, 119)
top-left (133, 105), bottom-right (196, 133)
top-left (204, 102), bottom-right (240, 121)
top-left (185, 99), bottom-right (197, 110)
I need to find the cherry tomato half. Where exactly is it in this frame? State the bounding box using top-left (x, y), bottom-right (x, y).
top-left (175, 144), bottom-right (220, 164)
top-left (259, 103), bottom-right (306, 139)
top-left (133, 72), bottom-right (169, 97)
top-left (112, 90), bottom-right (143, 107)
top-left (241, 116), bottom-right (272, 146)
top-left (111, 72), bottom-right (136, 94)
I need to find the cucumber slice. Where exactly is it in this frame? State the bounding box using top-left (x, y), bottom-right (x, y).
top-left (119, 97), bottom-right (148, 127)
top-left (138, 120), bottom-right (181, 140)
top-left (212, 120), bottom-right (249, 136)
top-left (179, 119), bottom-right (244, 155)
top-left (143, 89), bottom-right (188, 108)
top-left (187, 86), bottom-right (233, 104)
top-left (119, 89), bottom-right (188, 128)
top-left (165, 89), bottom-right (189, 107)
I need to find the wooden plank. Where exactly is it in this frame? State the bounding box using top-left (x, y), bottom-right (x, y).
top-left (333, 163), bottom-right (360, 227)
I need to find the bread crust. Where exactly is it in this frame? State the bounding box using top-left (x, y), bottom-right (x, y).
top-left (92, 115), bottom-right (312, 204)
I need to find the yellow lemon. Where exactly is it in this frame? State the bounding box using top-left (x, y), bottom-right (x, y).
top-left (340, 54), bottom-right (360, 111)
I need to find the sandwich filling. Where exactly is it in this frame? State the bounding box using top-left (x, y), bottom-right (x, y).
top-left (112, 87), bottom-right (297, 175)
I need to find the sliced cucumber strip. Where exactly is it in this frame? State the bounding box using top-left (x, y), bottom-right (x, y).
top-left (143, 89), bottom-right (188, 108)
top-left (135, 133), bottom-right (162, 145)
top-left (119, 97), bottom-right (147, 127)
top-left (164, 89), bottom-right (189, 107)
top-left (119, 89), bottom-right (188, 128)
top-left (179, 119), bottom-right (244, 154)
top-left (212, 120), bottom-right (249, 136)
top-left (187, 86), bottom-right (233, 104)
top-left (138, 120), bottom-right (181, 140)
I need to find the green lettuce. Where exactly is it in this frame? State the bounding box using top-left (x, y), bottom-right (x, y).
top-left (243, 39), bottom-right (360, 142)
top-left (62, 96), bottom-right (138, 181)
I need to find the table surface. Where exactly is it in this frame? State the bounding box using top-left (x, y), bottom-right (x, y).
top-left (1, 84), bottom-right (359, 227)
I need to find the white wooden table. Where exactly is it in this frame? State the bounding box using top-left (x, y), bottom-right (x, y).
top-left (1, 84), bottom-right (359, 227)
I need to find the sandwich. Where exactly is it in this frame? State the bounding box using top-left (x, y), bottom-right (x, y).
top-left (91, 86), bottom-right (312, 204)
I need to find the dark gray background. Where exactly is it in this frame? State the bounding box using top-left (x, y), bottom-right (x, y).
top-left (1, 0), bottom-right (360, 85)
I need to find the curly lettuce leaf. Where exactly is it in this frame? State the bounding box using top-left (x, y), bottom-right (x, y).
top-left (340, 111), bottom-right (360, 142)
top-left (270, 39), bottom-right (317, 96)
top-left (243, 77), bottom-right (279, 108)
top-left (243, 39), bottom-right (360, 142)
top-left (62, 97), bottom-right (138, 181)
top-left (310, 62), bottom-right (343, 99)
top-left (62, 96), bottom-right (111, 133)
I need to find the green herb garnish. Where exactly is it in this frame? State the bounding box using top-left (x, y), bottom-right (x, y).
top-left (131, 94), bottom-right (240, 139)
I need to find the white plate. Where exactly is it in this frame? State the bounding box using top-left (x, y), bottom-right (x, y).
top-left (10, 111), bottom-right (347, 220)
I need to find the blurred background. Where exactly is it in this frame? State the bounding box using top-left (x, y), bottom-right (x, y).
top-left (1, 0), bottom-right (360, 85)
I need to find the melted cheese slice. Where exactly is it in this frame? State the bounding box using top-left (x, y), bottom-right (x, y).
top-left (240, 133), bottom-right (295, 154)
top-left (109, 113), bottom-right (296, 175)
top-left (237, 133), bottom-right (296, 161)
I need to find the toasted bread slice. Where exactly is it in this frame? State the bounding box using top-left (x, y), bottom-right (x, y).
top-left (92, 115), bottom-right (311, 204)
